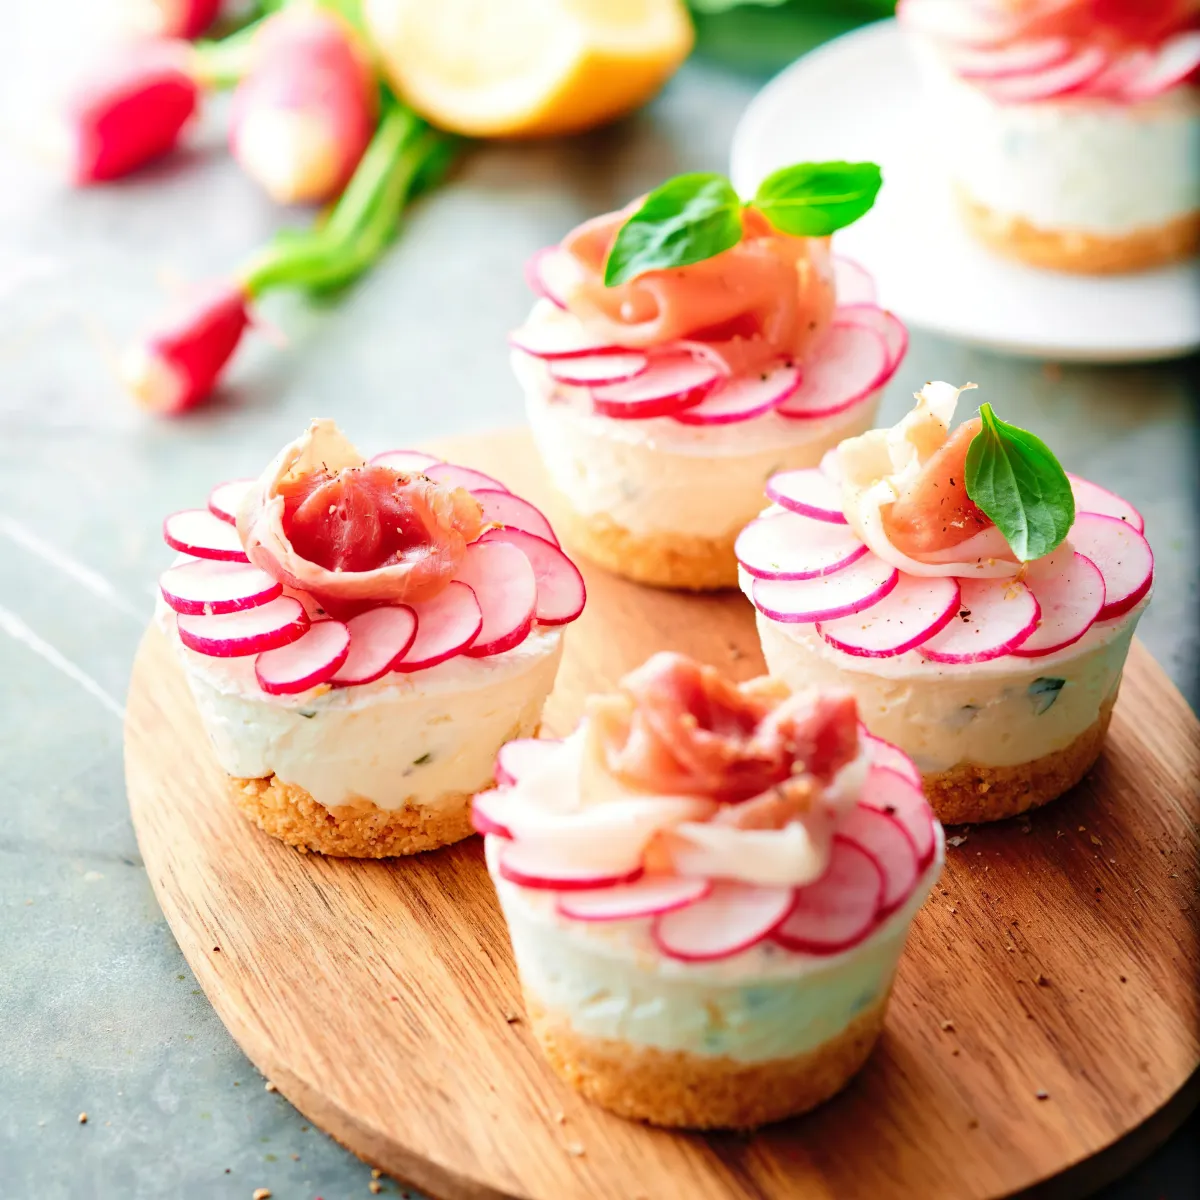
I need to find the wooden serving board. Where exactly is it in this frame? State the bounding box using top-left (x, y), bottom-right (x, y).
top-left (125, 431), bottom-right (1200, 1200)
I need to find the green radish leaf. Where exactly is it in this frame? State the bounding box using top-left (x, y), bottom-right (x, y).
top-left (965, 403), bottom-right (1074, 562)
top-left (604, 173), bottom-right (743, 287)
top-left (752, 160), bottom-right (882, 236)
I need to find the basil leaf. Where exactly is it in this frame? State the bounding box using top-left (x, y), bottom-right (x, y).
top-left (604, 173), bottom-right (743, 287)
top-left (752, 160), bottom-right (882, 236)
top-left (965, 404), bottom-right (1075, 562)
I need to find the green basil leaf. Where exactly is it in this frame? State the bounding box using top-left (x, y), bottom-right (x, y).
top-left (965, 403), bottom-right (1075, 562)
top-left (604, 173), bottom-right (743, 287)
top-left (752, 160), bottom-right (882, 236)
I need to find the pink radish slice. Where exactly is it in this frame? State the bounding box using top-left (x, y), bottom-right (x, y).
top-left (393, 581), bottom-right (482, 672)
top-left (472, 791), bottom-right (512, 839)
top-left (836, 804), bottom-right (919, 916)
top-left (1011, 551), bottom-right (1105, 658)
top-left (859, 765), bottom-right (935, 870)
top-left (207, 478), bottom-right (255, 525)
top-left (1067, 513), bottom-right (1154, 621)
top-left (474, 489), bottom-right (559, 546)
top-left (752, 553), bottom-right (899, 624)
top-left (176, 595), bottom-right (309, 658)
top-left (524, 246), bottom-right (566, 309)
top-left (861, 726), bottom-right (922, 789)
top-left (455, 540), bottom-right (537, 657)
top-left (818, 574), bottom-right (961, 658)
top-left (524, 245), bottom-right (585, 309)
top-left (772, 838), bottom-right (884, 955)
top-left (495, 736), bottom-right (563, 787)
top-left (919, 577), bottom-right (1039, 664)
top-left (255, 619), bottom-right (350, 695)
top-left (819, 446), bottom-right (842, 482)
top-left (497, 839), bottom-right (644, 892)
top-left (369, 449), bottom-right (442, 474)
top-left (898, 0), bottom-right (1020, 46)
top-left (766, 467), bottom-right (848, 525)
top-left (549, 352), bottom-right (648, 386)
top-left (558, 875), bottom-right (712, 922)
top-left (1068, 474), bottom-right (1143, 533)
top-left (590, 354), bottom-right (721, 420)
top-left (652, 882), bottom-right (796, 963)
top-left (834, 304), bottom-right (908, 378)
top-left (163, 509), bottom-right (249, 562)
top-left (951, 37), bottom-right (1072, 79)
top-left (509, 318), bottom-right (618, 359)
top-left (672, 360), bottom-right (802, 426)
top-left (735, 511), bottom-right (867, 580)
top-left (159, 559), bottom-right (281, 616)
top-left (982, 45), bottom-right (1109, 102)
top-left (424, 462), bottom-right (509, 494)
top-left (833, 256), bottom-right (876, 306)
top-left (1119, 30), bottom-right (1200, 101)
top-left (330, 605), bottom-right (418, 686)
top-left (776, 324), bottom-right (888, 420)
top-left (477, 527), bottom-right (585, 625)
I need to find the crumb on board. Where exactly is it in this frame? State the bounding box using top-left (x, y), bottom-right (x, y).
top-left (252, 1190), bottom-right (271, 1200)
top-left (940, 1020), bottom-right (955, 1032)
top-left (78, 1113), bottom-right (88, 1124)
top-left (566, 1142), bottom-right (586, 1157)
top-left (554, 1111), bottom-right (566, 1124)
top-left (1036, 974), bottom-right (1050, 987)
top-left (504, 1011), bottom-right (521, 1024)
top-left (1036, 1090), bottom-right (1050, 1101)
top-left (372, 1169), bottom-right (383, 1180)
top-left (369, 1182), bottom-right (383, 1195)
top-left (265, 1081), bottom-right (278, 1093)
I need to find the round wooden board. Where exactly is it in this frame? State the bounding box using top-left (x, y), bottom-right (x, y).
top-left (125, 430), bottom-right (1200, 1200)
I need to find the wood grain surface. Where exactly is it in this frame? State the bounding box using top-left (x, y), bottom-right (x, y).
top-left (125, 430), bottom-right (1200, 1200)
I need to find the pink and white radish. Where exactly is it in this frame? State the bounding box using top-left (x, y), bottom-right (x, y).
top-left (394, 580), bottom-right (482, 672)
top-left (765, 467), bottom-right (848, 525)
top-left (1066, 513), bottom-right (1154, 621)
top-left (898, 0), bottom-right (1022, 47)
top-left (1010, 550), bottom-right (1105, 658)
top-left (497, 839), bottom-right (644, 892)
top-left (163, 507), bottom-right (249, 562)
top-left (833, 256), bottom-right (877, 306)
top-left (836, 805), bottom-right (919, 916)
top-left (981, 45), bottom-right (1109, 102)
top-left (477, 528), bottom-right (586, 626)
top-left (255, 619), bottom-right (351, 695)
top-left (833, 304), bottom-right (908, 379)
top-left (736, 511), bottom-right (867, 580)
top-left (751, 553), bottom-right (899, 624)
top-left (590, 354), bottom-right (722, 420)
top-left (160, 558), bottom-right (281, 615)
top-left (672, 360), bottom-right (801, 426)
top-left (369, 449), bottom-right (442, 475)
top-left (772, 838), bottom-right (884, 955)
top-left (509, 313), bottom-right (619, 359)
top-left (859, 765), bottom-right (936, 871)
top-left (1068, 474), bottom-right (1143, 533)
top-left (1119, 30), bottom-right (1200, 101)
top-left (652, 882), bottom-right (795, 962)
top-left (548, 352), bottom-right (648, 387)
top-left (558, 876), bottom-right (712, 923)
top-left (329, 605), bottom-right (418, 686)
top-left (861, 727), bottom-right (922, 790)
top-left (455, 541), bottom-right (537, 658)
top-left (207, 478), bottom-right (255, 526)
top-left (495, 737), bottom-right (563, 788)
top-left (474, 490), bottom-right (559, 545)
top-left (424, 462), bottom-right (509, 494)
top-left (818, 574), bottom-right (961, 658)
top-left (950, 37), bottom-right (1072, 79)
top-left (176, 595), bottom-right (309, 658)
top-left (919, 577), bottom-right (1039, 664)
top-left (472, 792), bottom-right (513, 839)
top-left (126, 0), bottom-right (222, 40)
top-left (523, 246), bottom-right (585, 310)
top-left (776, 324), bottom-right (888, 420)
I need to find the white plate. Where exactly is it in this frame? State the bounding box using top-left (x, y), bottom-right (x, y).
top-left (730, 20), bottom-right (1200, 362)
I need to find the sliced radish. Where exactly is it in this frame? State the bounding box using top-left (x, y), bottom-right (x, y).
top-left (394, 580), bottom-right (482, 673)
top-left (1068, 474), bottom-right (1143, 534)
top-left (919, 577), bottom-right (1039, 664)
top-left (425, 462), bottom-right (509, 494)
top-left (456, 540), bottom-right (537, 657)
top-left (834, 304), bottom-right (908, 378)
top-left (833, 256), bottom-right (876, 306)
top-left (772, 838), bottom-right (883, 955)
top-left (472, 790), bottom-right (512, 839)
top-left (752, 554), bottom-right (899, 623)
top-left (765, 467), bottom-right (848, 525)
top-left (369, 449), bottom-right (442, 474)
top-left (176, 595), bottom-right (309, 658)
top-left (982, 45), bottom-right (1109, 102)
top-left (549, 352), bottom-right (648, 386)
top-left (477, 527), bottom-right (585, 626)
top-left (524, 246), bottom-right (565, 309)
top-left (735, 511), bottom-right (867, 580)
top-left (819, 445), bottom-right (843, 482)
top-left (495, 737), bottom-right (563, 788)
top-left (207, 478), bottom-right (255, 526)
top-left (1011, 551), bottom-right (1105, 658)
top-left (590, 353), bottom-right (721, 420)
top-left (159, 558), bottom-right (281, 616)
top-left (898, 0), bottom-right (1020, 46)
top-left (1067, 513), bottom-right (1154, 621)
top-left (836, 805), bottom-right (919, 916)
top-left (776, 324), bottom-right (888, 420)
top-left (652, 882), bottom-right (795, 963)
top-left (1119, 30), bottom-right (1200, 101)
top-left (558, 875), bottom-right (712, 923)
top-left (497, 838), bottom-right (644, 892)
top-left (163, 509), bottom-right (249, 563)
top-left (951, 37), bottom-right (1072, 79)
top-left (255, 620), bottom-right (350, 696)
top-left (859, 765), bottom-right (935, 871)
top-left (861, 726), bottom-right (922, 790)
top-left (330, 605), bottom-right (418, 686)
top-left (474, 489), bottom-right (559, 546)
top-left (672, 360), bottom-right (802, 426)
top-left (524, 245), bottom-right (584, 309)
top-left (818, 574), bottom-right (961, 658)
top-left (509, 314), bottom-right (618, 359)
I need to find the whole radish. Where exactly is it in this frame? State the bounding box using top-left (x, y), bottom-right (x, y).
top-left (230, 6), bottom-right (378, 205)
top-left (123, 0), bottom-right (223, 40)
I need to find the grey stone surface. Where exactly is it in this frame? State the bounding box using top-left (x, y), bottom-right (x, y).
top-left (0, 33), bottom-right (1196, 1200)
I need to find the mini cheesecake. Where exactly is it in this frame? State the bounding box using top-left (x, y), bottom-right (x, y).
top-left (739, 382), bottom-right (1153, 824)
top-left (476, 653), bottom-right (943, 1129)
top-left (156, 420), bottom-right (585, 857)
top-left (900, 0), bottom-right (1200, 273)
top-left (512, 194), bottom-right (906, 591)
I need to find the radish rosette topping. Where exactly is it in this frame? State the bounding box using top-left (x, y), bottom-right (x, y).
top-left (477, 652), bottom-right (942, 963)
top-left (159, 420), bottom-right (584, 695)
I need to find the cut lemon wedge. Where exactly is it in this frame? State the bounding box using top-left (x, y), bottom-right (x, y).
top-left (363, 0), bottom-right (694, 138)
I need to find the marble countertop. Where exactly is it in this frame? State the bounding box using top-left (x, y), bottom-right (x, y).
top-left (1, 36), bottom-right (1197, 1200)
